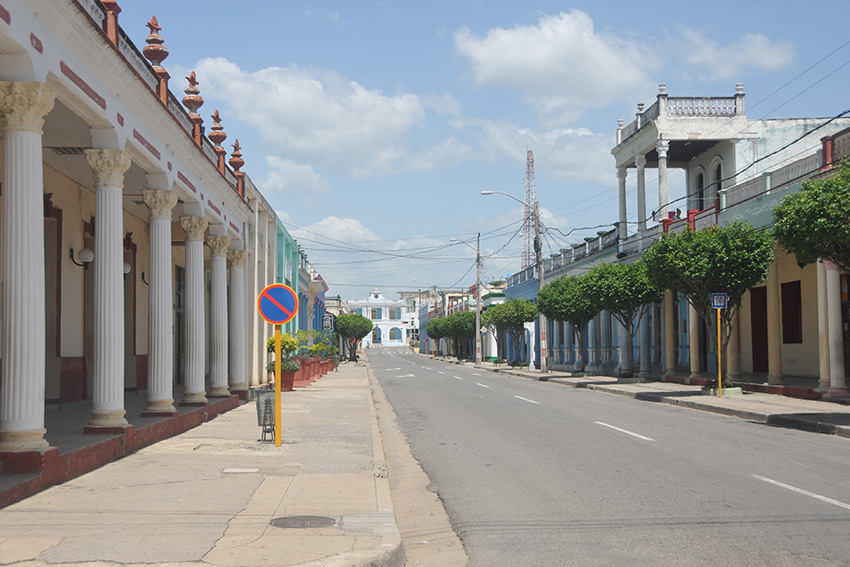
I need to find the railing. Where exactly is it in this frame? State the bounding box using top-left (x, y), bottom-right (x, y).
top-left (76, 0), bottom-right (107, 31)
top-left (771, 153), bottom-right (821, 190)
top-left (619, 94), bottom-right (743, 144)
top-left (665, 97), bottom-right (737, 116)
top-left (168, 93), bottom-right (193, 135)
top-left (835, 128), bottom-right (850, 162)
top-left (725, 177), bottom-right (763, 207)
top-left (693, 206), bottom-right (717, 230)
top-left (117, 29), bottom-right (158, 91)
top-left (201, 137), bottom-right (219, 165)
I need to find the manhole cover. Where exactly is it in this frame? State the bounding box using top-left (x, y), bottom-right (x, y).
top-left (270, 516), bottom-right (336, 529)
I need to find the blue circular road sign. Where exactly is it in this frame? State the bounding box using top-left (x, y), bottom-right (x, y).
top-left (257, 283), bottom-right (299, 325)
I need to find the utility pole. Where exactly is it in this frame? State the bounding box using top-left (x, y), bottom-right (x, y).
top-left (534, 201), bottom-right (547, 374)
top-left (475, 232), bottom-right (482, 364)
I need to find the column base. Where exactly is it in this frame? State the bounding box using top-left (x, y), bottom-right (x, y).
top-left (687, 372), bottom-right (702, 384)
top-left (817, 379), bottom-right (831, 393)
top-left (0, 428), bottom-right (49, 452)
top-left (181, 392), bottom-right (208, 406)
top-left (86, 410), bottom-right (128, 430)
top-left (208, 387), bottom-right (231, 398)
top-left (826, 386), bottom-right (850, 399)
top-left (229, 381), bottom-right (248, 391)
top-left (143, 399), bottom-right (176, 415)
top-left (728, 372), bottom-right (741, 381)
top-left (84, 423), bottom-right (132, 435)
top-left (767, 374), bottom-right (785, 385)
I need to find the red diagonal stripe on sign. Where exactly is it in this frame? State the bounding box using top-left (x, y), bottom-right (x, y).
top-left (262, 290), bottom-right (293, 317)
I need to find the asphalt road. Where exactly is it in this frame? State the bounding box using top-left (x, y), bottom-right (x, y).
top-left (371, 349), bottom-right (850, 567)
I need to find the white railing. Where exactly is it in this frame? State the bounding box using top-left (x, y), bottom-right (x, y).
top-left (725, 177), bottom-right (763, 207)
top-left (118, 30), bottom-right (158, 91)
top-left (665, 97), bottom-right (737, 116)
top-left (771, 153), bottom-right (821, 190)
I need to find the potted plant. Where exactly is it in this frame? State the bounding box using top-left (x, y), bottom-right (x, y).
top-left (267, 334), bottom-right (300, 391)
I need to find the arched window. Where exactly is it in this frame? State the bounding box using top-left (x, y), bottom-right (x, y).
top-left (695, 171), bottom-right (705, 209)
top-left (713, 161), bottom-right (723, 208)
top-left (389, 327), bottom-right (402, 341)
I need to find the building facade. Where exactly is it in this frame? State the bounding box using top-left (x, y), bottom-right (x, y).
top-left (349, 289), bottom-right (408, 347)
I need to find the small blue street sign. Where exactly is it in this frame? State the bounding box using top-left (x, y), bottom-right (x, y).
top-left (711, 293), bottom-right (728, 309)
top-left (257, 283), bottom-right (299, 325)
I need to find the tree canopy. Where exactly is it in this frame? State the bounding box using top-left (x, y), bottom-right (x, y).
top-left (482, 298), bottom-right (536, 362)
top-left (773, 160), bottom-right (850, 272)
top-left (335, 313), bottom-right (373, 361)
top-left (537, 275), bottom-right (598, 371)
top-left (582, 260), bottom-right (664, 376)
top-left (642, 221), bottom-right (774, 386)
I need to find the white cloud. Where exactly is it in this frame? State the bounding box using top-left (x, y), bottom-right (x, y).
top-left (679, 29), bottom-right (794, 80)
top-left (262, 156), bottom-right (331, 204)
top-left (195, 57), bottom-right (427, 178)
top-left (475, 120), bottom-right (614, 185)
top-left (455, 11), bottom-right (657, 125)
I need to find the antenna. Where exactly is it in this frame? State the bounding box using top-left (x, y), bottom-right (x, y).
top-left (521, 150), bottom-right (536, 270)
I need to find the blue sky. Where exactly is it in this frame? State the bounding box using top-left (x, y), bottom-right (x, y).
top-left (119, 1), bottom-right (850, 301)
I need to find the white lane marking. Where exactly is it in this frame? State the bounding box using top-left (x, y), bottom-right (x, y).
top-left (752, 475), bottom-right (850, 511)
top-left (514, 395), bottom-right (540, 405)
top-left (397, 374), bottom-right (416, 378)
top-left (454, 376), bottom-right (464, 380)
top-left (387, 368), bottom-right (401, 371)
top-left (594, 421), bottom-right (654, 441)
top-left (223, 468), bottom-right (259, 474)
top-left (438, 371), bottom-right (446, 375)
top-left (476, 383), bottom-right (491, 389)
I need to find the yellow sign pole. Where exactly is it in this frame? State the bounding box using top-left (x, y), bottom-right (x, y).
top-left (717, 308), bottom-right (722, 398)
top-left (274, 324), bottom-right (282, 447)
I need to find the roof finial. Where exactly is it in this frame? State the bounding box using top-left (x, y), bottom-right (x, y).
top-left (229, 140), bottom-right (244, 172)
top-left (209, 110), bottom-right (227, 147)
top-left (182, 71), bottom-right (204, 115)
top-left (142, 16), bottom-right (169, 67)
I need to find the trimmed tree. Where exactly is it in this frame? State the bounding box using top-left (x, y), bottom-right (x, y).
top-left (773, 160), bottom-right (850, 272)
top-left (426, 317), bottom-right (448, 355)
top-left (537, 275), bottom-right (597, 372)
top-left (582, 260), bottom-right (664, 378)
top-left (335, 313), bottom-right (373, 361)
top-left (482, 299), bottom-right (537, 364)
top-left (642, 221), bottom-right (774, 388)
top-left (446, 311), bottom-right (477, 359)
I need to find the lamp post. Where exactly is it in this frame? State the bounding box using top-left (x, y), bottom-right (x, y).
top-left (481, 190), bottom-right (547, 373)
top-left (450, 234), bottom-right (482, 364)
top-left (412, 278), bottom-right (439, 355)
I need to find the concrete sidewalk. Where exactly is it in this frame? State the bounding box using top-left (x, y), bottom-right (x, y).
top-left (0, 362), bottom-right (405, 567)
top-left (480, 364), bottom-right (850, 438)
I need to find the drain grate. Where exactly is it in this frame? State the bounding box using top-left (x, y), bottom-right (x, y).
top-left (270, 516), bottom-right (336, 529)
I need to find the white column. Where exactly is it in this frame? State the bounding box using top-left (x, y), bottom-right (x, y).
top-left (657, 140), bottom-right (670, 220)
top-left (688, 303), bottom-right (701, 381)
top-left (664, 290), bottom-right (676, 377)
top-left (228, 250), bottom-right (249, 391)
top-left (617, 167), bottom-right (628, 240)
top-left (766, 255), bottom-right (784, 385)
top-left (639, 305), bottom-right (651, 378)
top-left (635, 155), bottom-right (647, 233)
top-left (0, 81), bottom-right (55, 451)
top-left (824, 261), bottom-right (849, 397)
top-left (180, 216), bottom-right (208, 404)
top-left (142, 189), bottom-right (177, 415)
top-left (207, 234), bottom-right (230, 397)
top-left (727, 307), bottom-right (741, 380)
top-left (817, 260), bottom-right (831, 392)
top-left (85, 148), bottom-right (132, 430)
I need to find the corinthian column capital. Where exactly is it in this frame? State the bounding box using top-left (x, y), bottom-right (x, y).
top-left (85, 149), bottom-right (132, 187)
top-left (227, 249), bottom-right (248, 267)
top-left (142, 189), bottom-right (177, 220)
top-left (207, 235), bottom-right (231, 257)
top-left (180, 216), bottom-right (208, 241)
top-left (0, 81), bottom-right (56, 133)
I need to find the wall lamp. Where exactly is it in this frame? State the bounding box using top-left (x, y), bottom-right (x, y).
top-left (70, 247), bottom-right (94, 270)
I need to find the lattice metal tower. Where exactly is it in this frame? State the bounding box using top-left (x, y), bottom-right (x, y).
top-left (521, 150), bottom-right (536, 270)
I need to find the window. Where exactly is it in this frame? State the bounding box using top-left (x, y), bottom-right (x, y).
top-left (389, 307), bottom-right (401, 320)
top-left (781, 280), bottom-right (802, 344)
top-left (389, 328), bottom-right (402, 340)
top-left (371, 308), bottom-right (382, 320)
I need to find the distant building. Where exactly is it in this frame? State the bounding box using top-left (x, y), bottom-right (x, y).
top-left (348, 290), bottom-right (409, 347)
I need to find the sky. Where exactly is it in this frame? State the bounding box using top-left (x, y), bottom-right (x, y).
top-left (118, 0), bottom-right (850, 301)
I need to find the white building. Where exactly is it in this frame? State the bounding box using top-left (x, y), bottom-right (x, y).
top-left (348, 289), bottom-right (408, 347)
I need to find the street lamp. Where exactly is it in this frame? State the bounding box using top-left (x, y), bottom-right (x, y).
top-left (412, 278), bottom-right (439, 355)
top-left (450, 234), bottom-right (482, 364)
top-left (481, 190), bottom-right (547, 373)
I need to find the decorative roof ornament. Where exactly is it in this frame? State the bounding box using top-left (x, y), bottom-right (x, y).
top-left (229, 140), bottom-right (244, 172)
top-left (182, 71), bottom-right (203, 115)
top-left (142, 16), bottom-right (169, 67)
top-left (209, 110), bottom-right (227, 147)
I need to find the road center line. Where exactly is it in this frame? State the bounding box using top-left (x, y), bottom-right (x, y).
top-left (476, 383), bottom-right (490, 389)
top-left (594, 421), bottom-right (654, 441)
top-left (514, 395), bottom-right (540, 404)
top-left (454, 376), bottom-right (464, 380)
top-left (438, 371), bottom-right (446, 375)
top-left (752, 474), bottom-right (850, 511)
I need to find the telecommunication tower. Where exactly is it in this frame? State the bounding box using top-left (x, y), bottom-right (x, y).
top-left (521, 150), bottom-right (536, 270)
